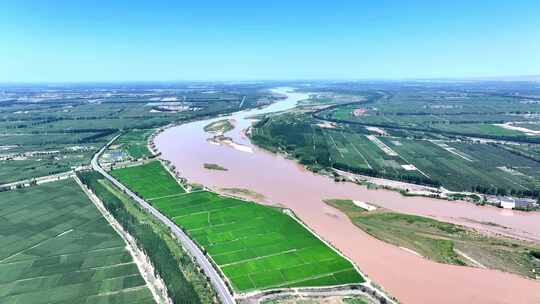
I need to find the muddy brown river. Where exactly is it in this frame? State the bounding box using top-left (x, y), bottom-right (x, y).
top-left (154, 88), bottom-right (540, 303)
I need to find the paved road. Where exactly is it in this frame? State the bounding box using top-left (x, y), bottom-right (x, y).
top-left (0, 170), bottom-right (76, 189)
top-left (91, 136), bottom-right (236, 304)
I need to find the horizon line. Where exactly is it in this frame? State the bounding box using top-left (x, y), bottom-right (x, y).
top-left (1, 74), bottom-right (539, 86)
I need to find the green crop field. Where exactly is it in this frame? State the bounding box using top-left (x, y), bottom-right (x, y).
top-left (111, 163), bottom-right (364, 293)
top-left (116, 129), bottom-right (155, 159)
top-left (251, 113), bottom-right (434, 186)
top-left (314, 87), bottom-right (540, 145)
top-left (111, 160), bottom-right (185, 199)
top-left (322, 129), bottom-right (424, 179)
top-left (79, 171), bottom-right (216, 303)
top-left (380, 138), bottom-right (540, 192)
top-left (251, 106), bottom-right (540, 196)
top-left (0, 179), bottom-right (154, 304)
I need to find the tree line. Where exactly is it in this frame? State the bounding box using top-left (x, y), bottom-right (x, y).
top-left (78, 171), bottom-right (210, 304)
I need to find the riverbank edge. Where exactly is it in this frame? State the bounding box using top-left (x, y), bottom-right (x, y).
top-left (149, 141), bottom-right (397, 304)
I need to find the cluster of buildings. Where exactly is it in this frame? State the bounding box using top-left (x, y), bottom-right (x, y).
top-left (485, 195), bottom-right (538, 210)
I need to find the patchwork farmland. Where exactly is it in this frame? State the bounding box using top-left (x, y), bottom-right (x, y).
top-left (111, 161), bottom-right (364, 293)
top-left (111, 160), bottom-right (186, 199)
top-left (116, 129), bottom-right (155, 159)
top-left (380, 137), bottom-right (540, 192)
top-left (251, 111), bottom-right (540, 195)
top-left (0, 179), bottom-right (154, 304)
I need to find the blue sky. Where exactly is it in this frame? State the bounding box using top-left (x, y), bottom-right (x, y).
top-left (1, 1), bottom-right (538, 82)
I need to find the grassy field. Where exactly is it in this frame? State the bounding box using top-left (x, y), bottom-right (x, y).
top-left (111, 162), bottom-right (364, 293)
top-left (204, 119), bottom-right (234, 134)
top-left (0, 179), bottom-right (155, 304)
top-left (325, 199), bottom-right (540, 278)
top-left (111, 160), bottom-right (185, 199)
top-left (116, 129), bottom-right (155, 159)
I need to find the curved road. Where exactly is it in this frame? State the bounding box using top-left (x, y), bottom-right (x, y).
top-left (91, 136), bottom-right (235, 304)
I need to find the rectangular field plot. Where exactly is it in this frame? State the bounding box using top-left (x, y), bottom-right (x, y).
top-left (0, 179), bottom-right (154, 304)
top-left (324, 130), bottom-right (425, 179)
top-left (151, 191), bottom-right (364, 292)
top-left (112, 162), bottom-right (364, 292)
top-left (111, 160), bottom-right (185, 199)
top-left (381, 138), bottom-right (540, 192)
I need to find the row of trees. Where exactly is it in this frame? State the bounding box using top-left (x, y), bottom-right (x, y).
top-left (78, 171), bottom-right (208, 304)
top-left (471, 185), bottom-right (540, 198)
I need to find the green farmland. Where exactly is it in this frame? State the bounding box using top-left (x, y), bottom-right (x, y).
top-left (111, 160), bottom-right (185, 199)
top-left (251, 110), bottom-right (540, 196)
top-left (0, 179), bottom-right (154, 304)
top-left (116, 129), bottom-right (155, 159)
top-left (0, 84), bottom-right (270, 184)
top-left (317, 89), bottom-right (540, 142)
top-left (251, 113), bottom-right (433, 186)
top-left (78, 171), bottom-right (216, 303)
top-left (380, 138), bottom-right (540, 192)
top-left (111, 162), bottom-right (364, 293)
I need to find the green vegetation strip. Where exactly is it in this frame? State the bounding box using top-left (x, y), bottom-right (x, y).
top-left (250, 113), bottom-right (434, 186)
top-left (250, 111), bottom-right (540, 196)
top-left (261, 295), bottom-right (370, 304)
top-left (111, 162), bottom-right (364, 293)
top-left (204, 119), bottom-right (234, 134)
top-left (203, 163), bottom-right (228, 171)
top-left (116, 129), bottom-right (154, 159)
top-left (111, 160), bottom-right (185, 199)
top-left (325, 199), bottom-right (540, 279)
top-left (0, 179), bottom-right (155, 304)
top-left (78, 171), bottom-right (216, 304)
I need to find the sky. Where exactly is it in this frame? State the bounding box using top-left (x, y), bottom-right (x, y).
top-left (0, 0), bottom-right (539, 82)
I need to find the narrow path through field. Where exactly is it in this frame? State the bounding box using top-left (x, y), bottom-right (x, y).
top-left (0, 229), bottom-right (74, 263)
top-left (454, 249), bottom-right (487, 269)
top-left (340, 131), bottom-right (372, 169)
top-left (327, 133), bottom-right (345, 159)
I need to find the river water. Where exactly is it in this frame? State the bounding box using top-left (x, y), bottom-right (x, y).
top-left (154, 88), bottom-right (540, 304)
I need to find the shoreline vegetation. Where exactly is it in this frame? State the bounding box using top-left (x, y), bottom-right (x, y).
top-left (204, 119), bottom-right (235, 134)
top-left (220, 187), bottom-right (265, 200)
top-left (203, 163), bottom-right (228, 171)
top-left (324, 199), bottom-right (540, 279)
top-left (260, 294), bottom-right (373, 304)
